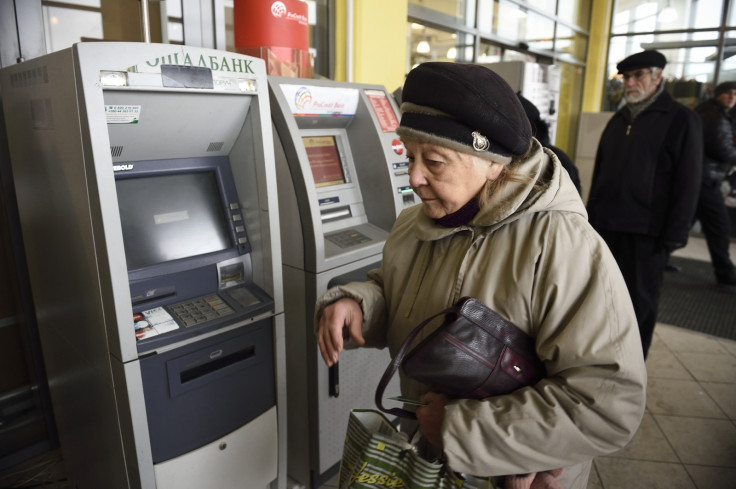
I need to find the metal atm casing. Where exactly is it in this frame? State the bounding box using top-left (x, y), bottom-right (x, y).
top-left (268, 77), bottom-right (413, 487)
top-left (0, 43), bottom-right (286, 489)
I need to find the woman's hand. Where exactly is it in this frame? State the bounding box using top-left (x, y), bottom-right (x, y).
top-left (415, 392), bottom-right (451, 448)
top-left (504, 469), bottom-right (565, 489)
top-left (317, 298), bottom-right (365, 367)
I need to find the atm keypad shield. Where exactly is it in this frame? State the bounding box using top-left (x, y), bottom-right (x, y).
top-left (325, 229), bottom-right (372, 248)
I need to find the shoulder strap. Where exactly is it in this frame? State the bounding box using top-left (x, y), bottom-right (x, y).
top-left (374, 303), bottom-right (459, 419)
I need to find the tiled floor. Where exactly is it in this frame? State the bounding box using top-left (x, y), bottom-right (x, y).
top-left (587, 324), bottom-right (736, 489)
top-left (316, 236), bottom-right (736, 489)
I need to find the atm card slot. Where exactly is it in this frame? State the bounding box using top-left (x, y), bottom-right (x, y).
top-left (131, 285), bottom-right (177, 306)
top-left (320, 206), bottom-right (352, 223)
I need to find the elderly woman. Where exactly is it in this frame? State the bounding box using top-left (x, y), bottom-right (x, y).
top-left (316, 63), bottom-right (646, 489)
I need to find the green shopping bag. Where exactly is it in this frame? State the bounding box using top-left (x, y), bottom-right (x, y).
top-left (338, 409), bottom-right (494, 489)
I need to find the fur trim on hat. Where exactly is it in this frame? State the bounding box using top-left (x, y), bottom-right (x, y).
top-left (397, 102), bottom-right (513, 164)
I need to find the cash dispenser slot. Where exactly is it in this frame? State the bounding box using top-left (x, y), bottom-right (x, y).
top-left (179, 345), bottom-right (255, 385)
top-left (320, 206), bottom-right (352, 223)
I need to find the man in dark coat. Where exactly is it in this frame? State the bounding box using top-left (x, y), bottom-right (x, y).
top-left (693, 81), bottom-right (736, 286)
top-left (587, 50), bottom-right (702, 358)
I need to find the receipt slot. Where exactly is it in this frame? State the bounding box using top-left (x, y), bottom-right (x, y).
top-left (0, 43), bottom-right (286, 489)
top-left (268, 77), bottom-right (412, 487)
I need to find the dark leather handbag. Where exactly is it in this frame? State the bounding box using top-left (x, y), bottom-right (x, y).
top-left (376, 297), bottom-right (545, 419)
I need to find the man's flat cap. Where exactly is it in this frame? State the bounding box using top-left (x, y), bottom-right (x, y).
top-left (617, 50), bottom-right (667, 74)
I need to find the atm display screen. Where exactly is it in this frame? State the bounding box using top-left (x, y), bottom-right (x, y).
top-left (303, 135), bottom-right (346, 188)
top-left (116, 172), bottom-right (233, 270)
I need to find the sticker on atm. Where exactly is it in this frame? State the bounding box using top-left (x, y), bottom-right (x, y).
top-left (365, 90), bottom-right (399, 132)
top-left (105, 105), bottom-right (141, 124)
top-left (319, 197), bottom-right (340, 206)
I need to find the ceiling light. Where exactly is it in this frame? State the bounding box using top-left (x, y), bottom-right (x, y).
top-left (446, 47), bottom-right (457, 59)
top-left (417, 40), bottom-right (430, 54)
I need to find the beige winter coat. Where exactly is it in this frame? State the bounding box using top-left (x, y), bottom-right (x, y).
top-left (316, 140), bottom-right (646, 489)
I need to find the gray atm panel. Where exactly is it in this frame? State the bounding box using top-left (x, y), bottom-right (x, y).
top-left (140, 319), bottom-right (275, 463)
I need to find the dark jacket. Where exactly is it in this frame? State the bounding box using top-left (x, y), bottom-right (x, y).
top-left (694, 98), bottom-right (736, 185)
top-left (587, 90), bottom-right (703, 251)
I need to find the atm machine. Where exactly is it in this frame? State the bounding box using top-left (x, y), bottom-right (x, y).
top-left (0, 43), bottom-right (286, 489)
top-left (268, 77), bottom-right (412, 487)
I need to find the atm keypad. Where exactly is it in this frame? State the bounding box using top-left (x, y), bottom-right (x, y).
top-left (326, 229), bottom-right (372, 248)
top-left (169, 294), bottom-right (235, 327)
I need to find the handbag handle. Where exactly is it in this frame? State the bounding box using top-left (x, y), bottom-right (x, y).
top-left (375, 304), bottom-right (458, 419)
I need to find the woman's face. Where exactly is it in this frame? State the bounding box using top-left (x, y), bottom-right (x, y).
top-left (405, 139), bottom-right (504, 219)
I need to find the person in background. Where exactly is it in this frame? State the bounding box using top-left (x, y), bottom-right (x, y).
top-left (587, 50), bottom-right (702, 358)
top-left (693, 81), bottom-right (736, 286)
top-left (316, 62), bottom-right (646, 489)
top-left (516, 92), bottom-right (582, 195)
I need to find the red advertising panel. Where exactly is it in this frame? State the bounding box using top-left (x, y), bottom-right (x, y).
top-left (234, 0), bottom-right (309, 50)
top-left (365, 90), bottom-right (399, 133)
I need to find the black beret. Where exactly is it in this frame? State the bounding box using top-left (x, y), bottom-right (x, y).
top-left (617, 50), bottom-right (667, 74)
top-left (397, 62), bottom-right (532, 164)
top-left (714, 81), bottom-right (736, 97)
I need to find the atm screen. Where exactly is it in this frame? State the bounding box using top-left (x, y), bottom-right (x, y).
top-left (303, 135), bottom-right (346, 188)
top-left (116, 172), bottom-right (233, 270)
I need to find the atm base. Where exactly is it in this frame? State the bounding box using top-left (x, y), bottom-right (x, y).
top-left (153, 407), bottom-right (277, 489)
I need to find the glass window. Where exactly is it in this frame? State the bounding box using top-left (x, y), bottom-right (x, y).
top-left (526, 11), bottom-right (555, 51)
top-left (165, 0), bottom-right (184, 44)
top-left (408, 0), bottom-right (475, 27)
top-left (557, 0), bottom-right (590, 28)
top-left (43, 6), bottom-right (103, 52)
top-left (612, 0), bottom-right (724, 34)
top-left (477, 0), bottom-right (496, 35)
top-left (166, 0), bottom-right (183, 18)
top-left (556, 24), bottom-right (588, 63)
top-left (168, 20), bottom-right (184, 44)
top-left (496, 0), bottom-right (554, 46)
top-left (526, 0), bottom-right (556, 15)
top-left (504, 49), bottom-right (537, 62)
top-left (408, 23), bottom-right (474, 70)
top-left (720, 30), bottom-right (736, 82)
top-left (478, 40), bottom-right (503, 64)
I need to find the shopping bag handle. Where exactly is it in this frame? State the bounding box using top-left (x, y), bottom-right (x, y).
top-left (375, 305), bottom-right (456, 419)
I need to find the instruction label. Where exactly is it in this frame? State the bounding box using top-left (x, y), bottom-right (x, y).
top-left (105, 105), bottom-right (141, 124)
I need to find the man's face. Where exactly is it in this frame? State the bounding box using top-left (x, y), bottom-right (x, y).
top-left (622, 68), bottom-right (663, 104)
top-left (716, 89), bottom-right (736, 110)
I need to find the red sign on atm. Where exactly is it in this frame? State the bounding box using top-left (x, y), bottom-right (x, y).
top-left (365, 90), bottom-right (399, 133)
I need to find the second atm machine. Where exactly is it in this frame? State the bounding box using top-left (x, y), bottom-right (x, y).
top-left (268, 77), bottom-right (413, 487)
